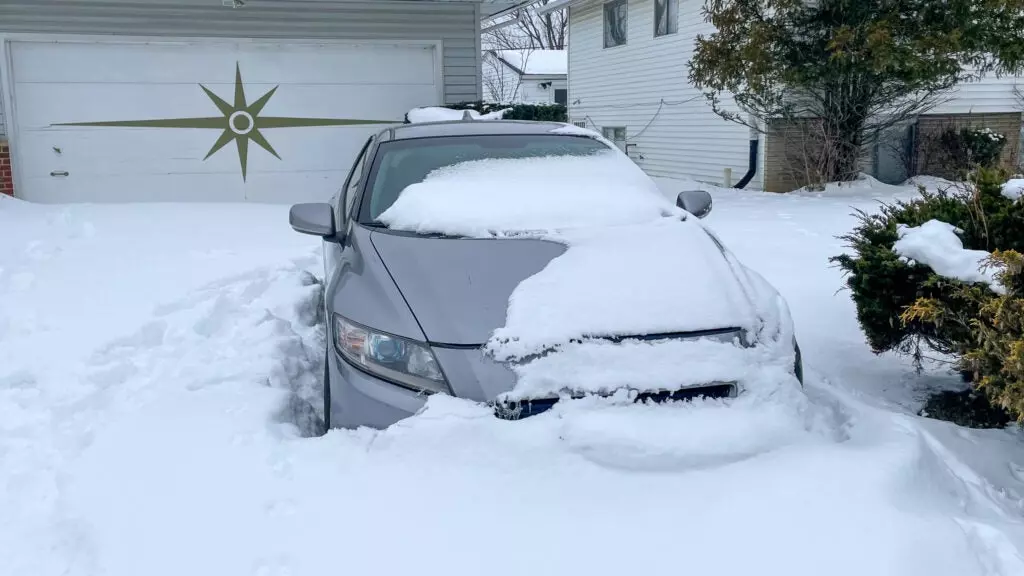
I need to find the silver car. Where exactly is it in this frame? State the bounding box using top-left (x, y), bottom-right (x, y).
top-left (290, 119), bottom-right (802, 430)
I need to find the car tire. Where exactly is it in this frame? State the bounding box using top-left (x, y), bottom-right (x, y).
top-left (323, 349), bottom-right (332, 431)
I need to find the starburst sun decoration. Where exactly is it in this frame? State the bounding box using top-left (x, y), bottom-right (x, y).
top-left (56, 63), bottom-right (394, 181)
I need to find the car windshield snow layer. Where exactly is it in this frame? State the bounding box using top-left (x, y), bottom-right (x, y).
top-left (358, 134), bottom-right (612, 225)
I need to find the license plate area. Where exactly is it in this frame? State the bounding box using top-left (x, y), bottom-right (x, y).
top-left (493, 383), bottom-right (737, 421)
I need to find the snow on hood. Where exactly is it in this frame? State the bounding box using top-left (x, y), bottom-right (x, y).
top-left (406, 106), bottom-right (510, 123)
top-left (893, 219), bottom-right (1004, 294)
top-left (378, 152), bottom-right (763, 387)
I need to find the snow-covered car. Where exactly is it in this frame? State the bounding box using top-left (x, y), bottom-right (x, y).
top-left (290, 119), bottom-right (803, 430)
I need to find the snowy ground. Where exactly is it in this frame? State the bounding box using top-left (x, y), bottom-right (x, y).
top-left (3, 176), bottom-right (1024, 576)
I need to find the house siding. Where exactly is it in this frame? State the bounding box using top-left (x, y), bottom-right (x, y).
top-left (567, 0), bottom-right (757, 188)
top-left (520, 76), bottom-right (566, 104)
top-left (0, 0), bottom-right (481, 112)
top-left (929, 76), bottom-right (1023, 115)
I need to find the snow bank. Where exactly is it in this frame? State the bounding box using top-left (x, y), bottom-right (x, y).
top-left (893, 219), bottom-right (1003, 293)
top-left (1003, 179), bottom-right (1024, 201)
top-left (406, 106), bottom-right (509, 123)
top-left (6, 183), bottom-right (1024, 576)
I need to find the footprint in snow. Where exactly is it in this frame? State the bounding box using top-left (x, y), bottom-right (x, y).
top-left (1009, 462), bottom-right (1024, 484)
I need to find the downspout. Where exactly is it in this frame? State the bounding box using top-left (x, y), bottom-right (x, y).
top-left (735, 121), bottom-right (759, 189)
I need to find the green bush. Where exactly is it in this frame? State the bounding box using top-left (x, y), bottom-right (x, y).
top-left (919, 388), bottom-right (1011, 428)
top-left (404, 101), bottom-right (568, 123)
top-left (831, 167), bottom-right (1024, 425)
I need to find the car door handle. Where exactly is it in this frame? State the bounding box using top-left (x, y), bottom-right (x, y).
top-left (50, 171), bottom-right (69, 177)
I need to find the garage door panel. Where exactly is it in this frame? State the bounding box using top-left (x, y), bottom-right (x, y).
top-left (21, 169), bottom-right (348, 204)
top-left (11, 41), bottom-right (437, 86)
top-left (17, 125), bottom-right (380, 177)
top-left (13, 81), bottom-right (430, 129)
top-left (11, 39), bottom-right (441, 203)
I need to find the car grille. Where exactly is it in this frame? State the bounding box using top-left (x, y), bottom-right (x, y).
top-left (492, 383), bottom-right (737, 421)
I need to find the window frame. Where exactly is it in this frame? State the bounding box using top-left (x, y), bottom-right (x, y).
top-left (339, 136), bottom-right (375, 226)
top-left (554, 88), bottom-right (568, 106)
top-left (355, 134), bottom-right (616, 225)
top-left (602, 0), bottom-right (628, 49)
top-left (653, 0), bottom-right (678, 37)
top-left (602, 126), bottom-right (628, 152)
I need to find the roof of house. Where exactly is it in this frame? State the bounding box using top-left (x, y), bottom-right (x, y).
top-left (491, 49), bottom-right (567, 76)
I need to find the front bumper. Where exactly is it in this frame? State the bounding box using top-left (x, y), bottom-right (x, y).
top-left (329, 342), bottom-right (745, 429)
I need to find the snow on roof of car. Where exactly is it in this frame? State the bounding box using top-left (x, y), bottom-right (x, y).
top-left (377, 150), bottom-right (761, 371)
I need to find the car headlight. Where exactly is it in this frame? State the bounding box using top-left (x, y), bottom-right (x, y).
top-left (333, 314), bottom-right (450, 394)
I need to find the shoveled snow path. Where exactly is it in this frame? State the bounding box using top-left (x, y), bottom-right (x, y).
top-left (2, 190), bottom-right (1024, 575)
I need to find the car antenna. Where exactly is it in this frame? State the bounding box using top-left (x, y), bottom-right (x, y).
top-left (461, 109), bottom-right (474, 121)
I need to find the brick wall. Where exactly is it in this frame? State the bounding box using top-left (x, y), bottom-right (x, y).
top-left (0, 140), bottom-right (12, 197)
top-left (763, 119), bottom-right (875, 192)
top-left (915, 112), bottom-right (1022, 178)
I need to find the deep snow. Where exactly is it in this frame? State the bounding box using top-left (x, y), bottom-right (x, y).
top-left (2, 174), bottom-right (1024, 575)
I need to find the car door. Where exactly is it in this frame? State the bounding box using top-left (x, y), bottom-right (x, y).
top-left (325, 136), bottom-right (374, 281)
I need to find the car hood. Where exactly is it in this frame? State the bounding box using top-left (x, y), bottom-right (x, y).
top-left (370, 230), bottom-right (567, 345)
top-left (370, 227), bottom-right (759, 347)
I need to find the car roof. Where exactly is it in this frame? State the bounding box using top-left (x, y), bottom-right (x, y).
top-left (384, 119), bottom-right (583, 141)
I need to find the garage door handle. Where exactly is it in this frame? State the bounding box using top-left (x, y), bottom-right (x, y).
top-left (50, 171), bottom-right (69, 177)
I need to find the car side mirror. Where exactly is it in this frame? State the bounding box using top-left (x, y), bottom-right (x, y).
top-left (289, 203), bottom-right (336, 237)
top-left (676, 190), bottom-right (713, 219)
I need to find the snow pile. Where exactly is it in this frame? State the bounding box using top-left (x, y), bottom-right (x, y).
top-left (406, 106), bottom-right (509, 123)
top-left (1003, 179), bottom-right (1024, 201)
top-left (5, 183), bottom-right (1024, 575)
top-left (379, 152), bottom-right (767, 390)
top-left (378, 151), bottom-right (673, 236)
top-left (893, 219), bottom-right (1003, 293)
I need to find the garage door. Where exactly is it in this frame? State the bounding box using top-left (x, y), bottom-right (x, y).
top-left (9, 40), bottom-right (440, 203)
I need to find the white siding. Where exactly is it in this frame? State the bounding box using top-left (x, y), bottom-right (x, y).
top-left (483, 54), bottom-right (567, 104)
top-left (567, 0), bottom-right (756, 187)
top-left (930, 75), bottom-right (1023, 115)
top-left (0, 79), bottom-right (6, 138)
top-left (520, 76), bottom-right (566, 104)
top-left (0, 0), bottom-right (481, 105)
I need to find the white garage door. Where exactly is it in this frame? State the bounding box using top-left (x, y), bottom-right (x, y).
top-left (9, 39), bottom-right (440, 203)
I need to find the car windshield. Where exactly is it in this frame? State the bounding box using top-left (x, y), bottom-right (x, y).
top-left (358, 134), bottom-right (612, 223)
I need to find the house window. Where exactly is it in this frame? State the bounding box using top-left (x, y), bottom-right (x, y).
top-left (654, 0), bottom-right (678, 36)
top-left (602, 126), bottom-right (627, 151)
top-left (554, 89), bottom-right (568, 105)
top-left (603, 0), bottom-right (628, 48)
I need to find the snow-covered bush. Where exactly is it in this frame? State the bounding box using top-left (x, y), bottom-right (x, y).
top-left (832, 168), bottom-right (1024, 425)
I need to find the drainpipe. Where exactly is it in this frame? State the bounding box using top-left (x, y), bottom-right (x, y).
top-left (735, 122), bottom-right (759, 189)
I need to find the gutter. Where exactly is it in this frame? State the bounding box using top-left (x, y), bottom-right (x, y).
top-left (735, 121), bottom-right (760, 189)
top-left (535, 0), bottom-right (573, 15)
top-left (735, 139), bottom-right (759, 189)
